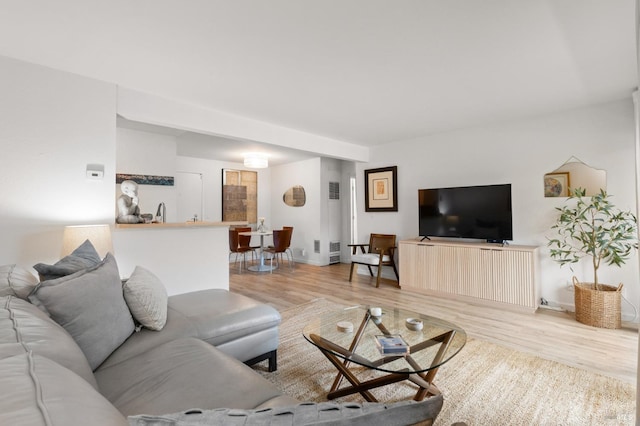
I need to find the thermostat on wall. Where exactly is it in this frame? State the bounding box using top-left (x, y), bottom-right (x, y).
top-left (86, 164), bottom-right (104, 180)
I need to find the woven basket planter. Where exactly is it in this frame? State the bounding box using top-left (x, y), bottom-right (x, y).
top-left (573, 277), bottom-right (622, 329)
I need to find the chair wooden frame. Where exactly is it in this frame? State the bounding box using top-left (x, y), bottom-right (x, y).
top-left (348, 233), bottom-right (399, 288)
top-left (282, 226), bottom-right (294, 268)
top-left (264, 228), bottom-right (293, 272)
top-left (229, 227), bottom-right (256, 273)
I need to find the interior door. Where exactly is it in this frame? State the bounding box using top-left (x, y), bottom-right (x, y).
top-left (176, 172), bottom-right (203, 222)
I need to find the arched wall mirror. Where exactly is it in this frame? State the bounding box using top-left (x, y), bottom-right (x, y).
top-left (544, 157), bottom-right (606, 197)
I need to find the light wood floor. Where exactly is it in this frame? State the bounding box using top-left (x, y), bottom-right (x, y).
top-left (230, 262), bottom-right (638, 385)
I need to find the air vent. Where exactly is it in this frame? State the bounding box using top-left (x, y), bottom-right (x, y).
top-left (329, 182), bottom-right (340, 200)
top-left (329, 241), bottom-right (341, 264)
top-left (314, 240), bottom-right (321, 253)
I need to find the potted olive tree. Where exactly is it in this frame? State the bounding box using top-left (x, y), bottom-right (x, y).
top-left (548, 188), bottom-right (638, 328)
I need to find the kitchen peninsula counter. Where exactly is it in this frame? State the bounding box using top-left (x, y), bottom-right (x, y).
top-left (115, 221), bottom-right (247, 229)
top-left (113, 221), bottom-right (241, 295)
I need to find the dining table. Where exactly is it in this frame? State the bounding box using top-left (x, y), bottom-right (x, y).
top-left (238, 230), bottom-right (275, 272)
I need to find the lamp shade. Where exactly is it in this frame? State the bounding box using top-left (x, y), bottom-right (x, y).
top-left (244, 153), bottom-right (268, 168)
top-left (62, 224), bottom-right (113, 258)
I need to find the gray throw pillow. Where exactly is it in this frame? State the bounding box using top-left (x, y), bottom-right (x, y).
top-left (0, 264), bottom-right (39, 299)
top-left (123, 266), bottom-right (168, 331)
top-left (33, 239), bottom-right (102, 281)
top-left (29, 253), bottom-right (135, 370)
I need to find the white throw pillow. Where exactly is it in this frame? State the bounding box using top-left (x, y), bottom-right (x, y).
top-left (123, 266), bottom-right (168, 331)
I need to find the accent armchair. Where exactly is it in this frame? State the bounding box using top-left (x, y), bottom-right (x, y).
top-left (348, 233), bottom-right (399, 288)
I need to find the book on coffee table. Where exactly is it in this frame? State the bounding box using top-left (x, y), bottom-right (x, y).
top-left (375, 334), bottom-right (410, 355)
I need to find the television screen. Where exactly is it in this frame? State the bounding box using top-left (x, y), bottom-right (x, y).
top-left (418, 184), bottom-right (513, 242)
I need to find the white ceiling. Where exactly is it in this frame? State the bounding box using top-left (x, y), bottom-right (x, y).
top-left (0, 1), bottom-right (636, 152)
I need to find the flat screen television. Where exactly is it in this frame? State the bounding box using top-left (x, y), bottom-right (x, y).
top-left (418, 184), bottom-right (513, 242)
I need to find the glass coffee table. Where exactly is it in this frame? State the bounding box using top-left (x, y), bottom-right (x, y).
top-left (302, 305), bottom-right (466, 402)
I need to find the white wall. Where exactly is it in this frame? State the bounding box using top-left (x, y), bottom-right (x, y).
top-left (321, 158), bottom-right (343, 263)
top-left (0, 55), bottom-right (116, 266)
top-left (116, 127), bottom-right (178, 221)
top-left (270, 158), bottom-right (323, 265)
top-left (0, 57), bottom-right (232, 293)
top-left (175, 156), bottom-right (272, 225)
top-left (341, 161), bottom-right (357, 257)
top-left (358, 99), bottom-right (639, 319)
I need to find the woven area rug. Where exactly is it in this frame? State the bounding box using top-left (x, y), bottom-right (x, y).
top-left (253, 299), bottom-right (636, 425)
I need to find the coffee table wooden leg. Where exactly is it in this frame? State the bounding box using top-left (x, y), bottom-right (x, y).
top-left (412, 330), bottom-right (456, 401)
top-left (318, 345), bottom-right (378, 402)
top-left (408, 373), bottom-right (441, 400)
top-left (330, 311), bottom-right (371, 392)
top-left (310, 333), bottom-right (378, 401)
top-left (328, 372), bottom-right (409, 400)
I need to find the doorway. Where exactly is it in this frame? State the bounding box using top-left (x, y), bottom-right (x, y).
top-left (176, 171), bottom-right (203, 222)
top-left (350, 176), bottom-right (357, 244)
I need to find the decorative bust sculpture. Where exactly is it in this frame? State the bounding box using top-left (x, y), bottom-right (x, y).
top-left (116, 180), bottom-right (143, 224)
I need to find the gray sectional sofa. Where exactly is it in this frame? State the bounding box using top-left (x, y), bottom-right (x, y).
top-left (0, 288), bottom-right (296, 425)
top-left (0, 242), bottom-right (446, 425)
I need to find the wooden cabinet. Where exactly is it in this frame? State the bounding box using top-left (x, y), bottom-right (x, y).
top-left (399, 240), bottom-right (539, 312)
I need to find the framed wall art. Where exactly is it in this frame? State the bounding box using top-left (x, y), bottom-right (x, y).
top-left (222, 169), bottom-right (257, 223)
top-left (116, 173), bottom-right (174, 186)
top-left (544, 172), bottom-right (570, 197)
top-left (365, 166), bottom-right (398, 212)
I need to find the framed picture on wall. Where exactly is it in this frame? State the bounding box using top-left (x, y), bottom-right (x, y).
top-left (222, 169), bottom-right (258, 223)
top-left (365, 166), bottom-right (398, 212)
top-left (544, 172), bottom-right (570, 197)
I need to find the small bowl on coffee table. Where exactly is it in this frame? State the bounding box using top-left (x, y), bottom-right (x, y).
top-left (405, 318), bottom-right (424, 331)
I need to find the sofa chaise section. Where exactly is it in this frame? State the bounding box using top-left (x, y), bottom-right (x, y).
top-left (98, 289), bottom-right (281, 372)
top-left (94, 337), bottom-right (297, 417)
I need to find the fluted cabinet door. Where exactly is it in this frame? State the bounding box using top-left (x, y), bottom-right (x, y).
top-left (456, 247), bottom-right (494, 300)
top-left (399, 240), bottom-right (539, 312)
top-left (491, 249), bottom-right (536, 308)
top-left (399, 240), bottom-right (420, 288)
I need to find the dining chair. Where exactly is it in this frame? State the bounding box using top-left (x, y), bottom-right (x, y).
top-left (228, 228), bottom-right (255, 273)
top-left (282, 226), bottom-right (294, 268)
top-left (235, 227), bottom-right (258, 255)
top-left (264, 228), bottom-right (293, 273)
top-left (348, 233), bottom-right (399, 287)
